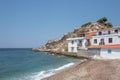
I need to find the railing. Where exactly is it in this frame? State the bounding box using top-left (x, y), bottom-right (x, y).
top-left (99, 42), bottom-right (105, 45)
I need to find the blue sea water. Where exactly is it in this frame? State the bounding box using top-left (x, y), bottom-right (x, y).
top-left (0, 48), bottom-right (81, 80)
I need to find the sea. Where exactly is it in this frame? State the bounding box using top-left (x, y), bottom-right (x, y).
top-left (0, 48), bottom-right (81, 80)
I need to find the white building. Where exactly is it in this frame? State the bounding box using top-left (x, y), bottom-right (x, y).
top-left (67, 37), bottom-right (85, 52)
top-left (89, 27), bottom-right (120, 58)
top-left (67, 32), bottom-right (96, 52)
top-left (67, 27), bottom-right (120, 58)
top-left (91, 28), bottom-right (120, 45)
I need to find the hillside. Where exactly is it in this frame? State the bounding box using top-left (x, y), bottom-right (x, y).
top-left (39, 18), bottom-right (112, 52)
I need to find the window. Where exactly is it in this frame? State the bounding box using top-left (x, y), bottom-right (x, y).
top-left (101, 38), bottom-right (104, 42)
top-left (98, 32), bottom-right (102, 35)
top-left (108, 38), bottom-right (112, 43)
top-left (108, 31), bottom-right (111, 34)
top-left (100, 38), bottom-right (105, 45)
top-left (115, 30), bottom-right (118, 33)
top-left (71, 40), bottom-right (74, 44)
top-left (94, 39), bottom-right (97, 44)
top-left (79, 40), bottom-right (82, 44)
top-left (78, 40), bottom-right (82, 46)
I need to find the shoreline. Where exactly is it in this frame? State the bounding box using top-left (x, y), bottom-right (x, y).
top-left (41, 59), bottom-right (87, 80)
top-left (32, 48), bottom-right (91, 59)
top-left (43, 59), bottom-right (120, 80)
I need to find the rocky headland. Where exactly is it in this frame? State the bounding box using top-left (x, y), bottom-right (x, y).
top-left (33, 17), bottom-right (112, 54)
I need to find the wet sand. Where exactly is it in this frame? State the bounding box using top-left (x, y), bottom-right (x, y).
top-left (43, 59), bottom-right (120, 80)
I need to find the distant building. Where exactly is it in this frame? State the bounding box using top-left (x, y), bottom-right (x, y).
top-left (67, 27), bottom-right (120, 58)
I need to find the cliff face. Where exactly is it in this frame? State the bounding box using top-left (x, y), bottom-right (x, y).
top-left (40, 22), bottom-right (110, 52)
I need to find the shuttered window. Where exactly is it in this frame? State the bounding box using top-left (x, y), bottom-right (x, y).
top-left (108, 38), bottom-right (112, 43)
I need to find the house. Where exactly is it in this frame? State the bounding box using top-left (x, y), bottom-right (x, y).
top-left (67, 27), bottom-right (120, 58)
top-left (67, 37), bottom-right (85, 52)
top-left (88, 27), bottom-right (120, 58)
top-left (88, 44), bottom-right (120, 58)
top-left (67, 32), bottom-right (96, 52)
top-left (91, 28), bottom-right (120, 45)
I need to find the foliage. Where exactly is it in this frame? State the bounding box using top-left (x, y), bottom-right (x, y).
top-left (97, 17), bottom-right (108, 23)
top-left (105, 22), bottom-right (113, 28)
top-left (81, 22), bottom-right (92, 27)
top-left (97, 17), bottom-right (113, 28)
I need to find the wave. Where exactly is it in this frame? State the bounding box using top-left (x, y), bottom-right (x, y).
top-left (22, 62), bottom-right (74, 80)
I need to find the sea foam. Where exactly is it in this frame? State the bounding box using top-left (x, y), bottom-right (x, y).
top-left (22, 62), bottom-right (74, 80)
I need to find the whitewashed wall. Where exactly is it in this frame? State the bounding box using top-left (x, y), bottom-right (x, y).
top-left (67, 38), bottom-right (85, 52)
top-left (68, 40), bottom-right (78, 52)
top-left (101, 48), bottom-right (120, 59)
top-left (82, 39), bottom-right (86, 48)
top-left (96, 29), bottom-right (120, 36)
top-left (91, 34), bottom-right (120, 45)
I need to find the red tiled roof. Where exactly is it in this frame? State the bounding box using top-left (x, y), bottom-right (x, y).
top-left (88, 44), bottom-right (120, 49)
top-left (86, 32), bottom-right (96, 37)
top-left (101, 44), bottom-right (120, 49)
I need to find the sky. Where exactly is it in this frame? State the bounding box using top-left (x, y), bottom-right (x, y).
top-left (0, 0), bottom-right (120, 48)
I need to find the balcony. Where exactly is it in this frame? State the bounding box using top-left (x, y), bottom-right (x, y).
top-left (99, 41), bottom-right (105, 45)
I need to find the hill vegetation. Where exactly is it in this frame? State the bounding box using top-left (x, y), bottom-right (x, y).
top-left (97, 17), bottom-right (113, 28)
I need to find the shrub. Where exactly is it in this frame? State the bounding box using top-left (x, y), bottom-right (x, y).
top-left (97, 17), bottom-right (108, 23)
top-left (81, 22), bottom-right (92, 27)
top-left (97, 17), bottom-right (113, 28)
top-left (105, 22), bottom-right (113, 28)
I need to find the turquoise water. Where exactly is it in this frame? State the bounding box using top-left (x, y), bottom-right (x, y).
top-left (0, 48), bottom-right (80, 80)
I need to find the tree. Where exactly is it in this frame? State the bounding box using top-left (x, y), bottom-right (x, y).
top-left (97, 17), bottom-right (113, 28)
top-left (97, 17), bottom-right (108, 23)
top-left (105, 22), bottom-right (113, 28)
top-left (81, 22), bottom-right (92, 27)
